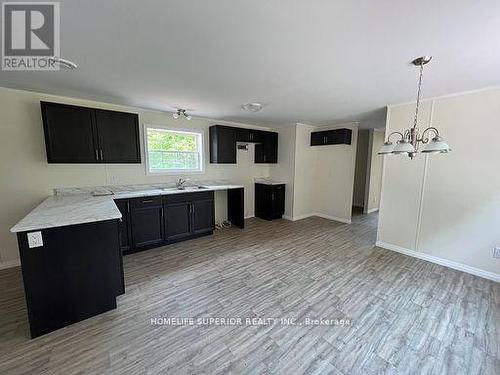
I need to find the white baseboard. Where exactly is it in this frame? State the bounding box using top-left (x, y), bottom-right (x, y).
top-left (365, 208), bottom-right (379, 214)
top-left (314, 213), bottom-right (351, 224)
top-left (376, 241), bottom-right (500, 283)
top-left (288, 213), bottom-right (316, 221)
top-left (283, 213), bottom-right (351, 224)
top-left (0, 259), bottom-right (21, 270)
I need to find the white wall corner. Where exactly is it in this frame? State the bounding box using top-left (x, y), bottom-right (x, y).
top-left (375, 241), bottom-right (500, 283)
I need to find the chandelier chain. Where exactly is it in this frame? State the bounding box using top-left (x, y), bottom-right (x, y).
top-left (413, 62), bottom-right (425, 131)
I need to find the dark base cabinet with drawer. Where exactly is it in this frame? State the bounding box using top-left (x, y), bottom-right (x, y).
top-left (255, 183), bottom-right (286, 220)
top-left (116, 191), bottom-right (217, 255)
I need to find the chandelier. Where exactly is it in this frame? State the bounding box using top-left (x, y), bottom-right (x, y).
top-left (378, 56), bottom-right (451, 158)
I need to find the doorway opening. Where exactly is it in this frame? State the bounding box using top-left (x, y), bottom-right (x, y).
top-left (352, 129), bottom-right (385, 224)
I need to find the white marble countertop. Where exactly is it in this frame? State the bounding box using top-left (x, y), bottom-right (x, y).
top-left (254, 178), bottom-right (287, 185)
top-left (11, 184), bottom-right (244, 233)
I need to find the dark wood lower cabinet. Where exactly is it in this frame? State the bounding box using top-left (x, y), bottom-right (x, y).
top-left (164, 201), bottom-right (192, 241)
top-left (130, 206), bottom-right (164, 248)
top-left (192, 198), bottom-right (215, 235)
top-left (17, 219), bottom-right (123, 338)
top-left (255, 183), bottom-right (286, 220)
top-left (164, 191), bottom-right (215, 242)
top-left (116, 189), bottom-right (245, 255)
top-left (117, 192), bottom-right (216, 254)
top-left (115, 199), bottom-right (131, 253)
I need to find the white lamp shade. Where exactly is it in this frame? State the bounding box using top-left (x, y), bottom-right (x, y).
top-left (378, 142), bottom-right (395, 155)
top-left (392, 140), bottom-right (416, 154)
top-left (421, 137), bottom-right (451, 154)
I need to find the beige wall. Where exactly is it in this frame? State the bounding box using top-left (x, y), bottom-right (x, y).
top-left (353, 130), bottom-right (369, 208)
top-left (291, 123), bottom-right (318, 218)
top-left (0, 88), bottom-right (274, 265)
top-left (291, 122), bottom-right (358, 222)
top-left (364, 129), bottom-right (384, 213)
top-left (377, 88), bottom-right (500, 279)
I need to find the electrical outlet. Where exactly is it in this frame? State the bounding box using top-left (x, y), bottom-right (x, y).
top-left (494, 247), bottom-right (500, 259)
top-left (27, 231), bottom-right (43, 248)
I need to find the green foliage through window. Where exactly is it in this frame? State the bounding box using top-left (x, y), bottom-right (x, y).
top-left (147, 128), bottom-right (202, 171)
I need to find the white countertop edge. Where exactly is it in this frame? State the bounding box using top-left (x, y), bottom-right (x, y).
top-left (10, 184), bottom-right (244, 233)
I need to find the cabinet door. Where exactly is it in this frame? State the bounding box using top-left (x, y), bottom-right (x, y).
top-left (271, 185), bottom-right (285, 216)
top-left (94, 110), bottom-right (141, 163)
top-left (192, 198), bottom-right (214, 235)
top-left (165, 202), bottom-right (192, 241)
top-left (255, 132), bottom-right (278, 163)
top-left (310, 131), bottom-right (328, 146)
top-left (210, 126), bottom-right (237, 163)
top-left (41, 102), bottom-right (98, 163)
top-left (114, 199), bottom-right (131, 253)
top-left (325, 128), bottom-right (352, 145)
top-left (130, 206), bottom-right (164, 248)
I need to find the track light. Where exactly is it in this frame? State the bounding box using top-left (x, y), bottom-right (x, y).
top-left (173, 109), bottom-right (191, 120)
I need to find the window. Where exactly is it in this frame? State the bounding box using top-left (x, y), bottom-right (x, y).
top-left (145, 126), bottom-right (203, 174)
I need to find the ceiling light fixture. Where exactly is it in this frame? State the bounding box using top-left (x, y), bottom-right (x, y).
top-left (51, 56), bottom-right (78, 69)
top-left (173, 109), bottom-right (192, 120)
top-left (241, 102), bottom-right (263, 113)
top-left (378, 56), bottom-right (451, 158)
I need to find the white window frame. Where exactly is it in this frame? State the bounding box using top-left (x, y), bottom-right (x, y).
top-left (144, 124), bottom-right (205, 175)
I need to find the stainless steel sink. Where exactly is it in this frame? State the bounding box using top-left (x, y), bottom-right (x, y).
top-left (162, 186), bottom-right (209, 191)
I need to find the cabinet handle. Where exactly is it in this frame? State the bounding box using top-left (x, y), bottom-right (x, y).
top-left (250, 133), bottom-right (253, 140)
top-left (95, 149), bottom-right (99, 160)
top-left (127, 201), bottom-right (130, 213)
top-left (271, 193), bottom-right (274, 200)
top-left (161, 207), bottom-right (164, 219)
top-left (100, 149), bottom-right (104, 160)
top-left (141, 199), bottom-right (154, 204)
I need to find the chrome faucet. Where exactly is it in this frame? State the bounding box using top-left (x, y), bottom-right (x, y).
top-left (176, 178), bottom-right (188, 190)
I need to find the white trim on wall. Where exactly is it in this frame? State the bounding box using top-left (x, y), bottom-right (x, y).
top-left (376, 241), bottom-right (500, 283)
top-left (0, 259), bottom-right (21, 270)
top-left (283, 213), bottom-right (351, 224)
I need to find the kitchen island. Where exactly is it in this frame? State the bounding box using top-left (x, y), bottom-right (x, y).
top-left (11, 183), bottom-right (245, 338)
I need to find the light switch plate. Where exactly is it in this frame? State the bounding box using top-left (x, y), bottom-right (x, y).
top-left (27, 231), bottom-right (43, 248)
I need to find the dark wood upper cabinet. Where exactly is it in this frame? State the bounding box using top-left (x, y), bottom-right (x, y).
top-left (94, 109), bottom-right (140, 163)
top-left (210, 125), bottom-right (237, 163)
top-left (210, 125), bottom-right (278, 164)
top-left (41, 102), bottom-right (97, 163)
top-left (310, 128), bottom-right (352, 146)
top-left (255, 131), bottom-right (278, 163)
top-left (41, 101), bottom-right (141, 164)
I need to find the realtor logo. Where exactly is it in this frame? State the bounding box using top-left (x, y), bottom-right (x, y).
top-left (2, 2), bottom-right (60, 70)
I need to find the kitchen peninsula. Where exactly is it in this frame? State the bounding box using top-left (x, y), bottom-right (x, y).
top-left (10, 182), bottom-right (244, 337)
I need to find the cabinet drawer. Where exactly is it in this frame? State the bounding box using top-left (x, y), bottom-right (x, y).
top-left (129, 195), bottom-right (162, 208)
top-left (163, 191), bottom-right (214, 204)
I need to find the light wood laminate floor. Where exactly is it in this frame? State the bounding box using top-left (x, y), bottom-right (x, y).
top-left (0, 213), bottom-right (499, 374)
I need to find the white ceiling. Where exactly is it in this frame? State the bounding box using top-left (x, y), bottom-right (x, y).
top-left (1, 0), bottom-right (499, 128)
